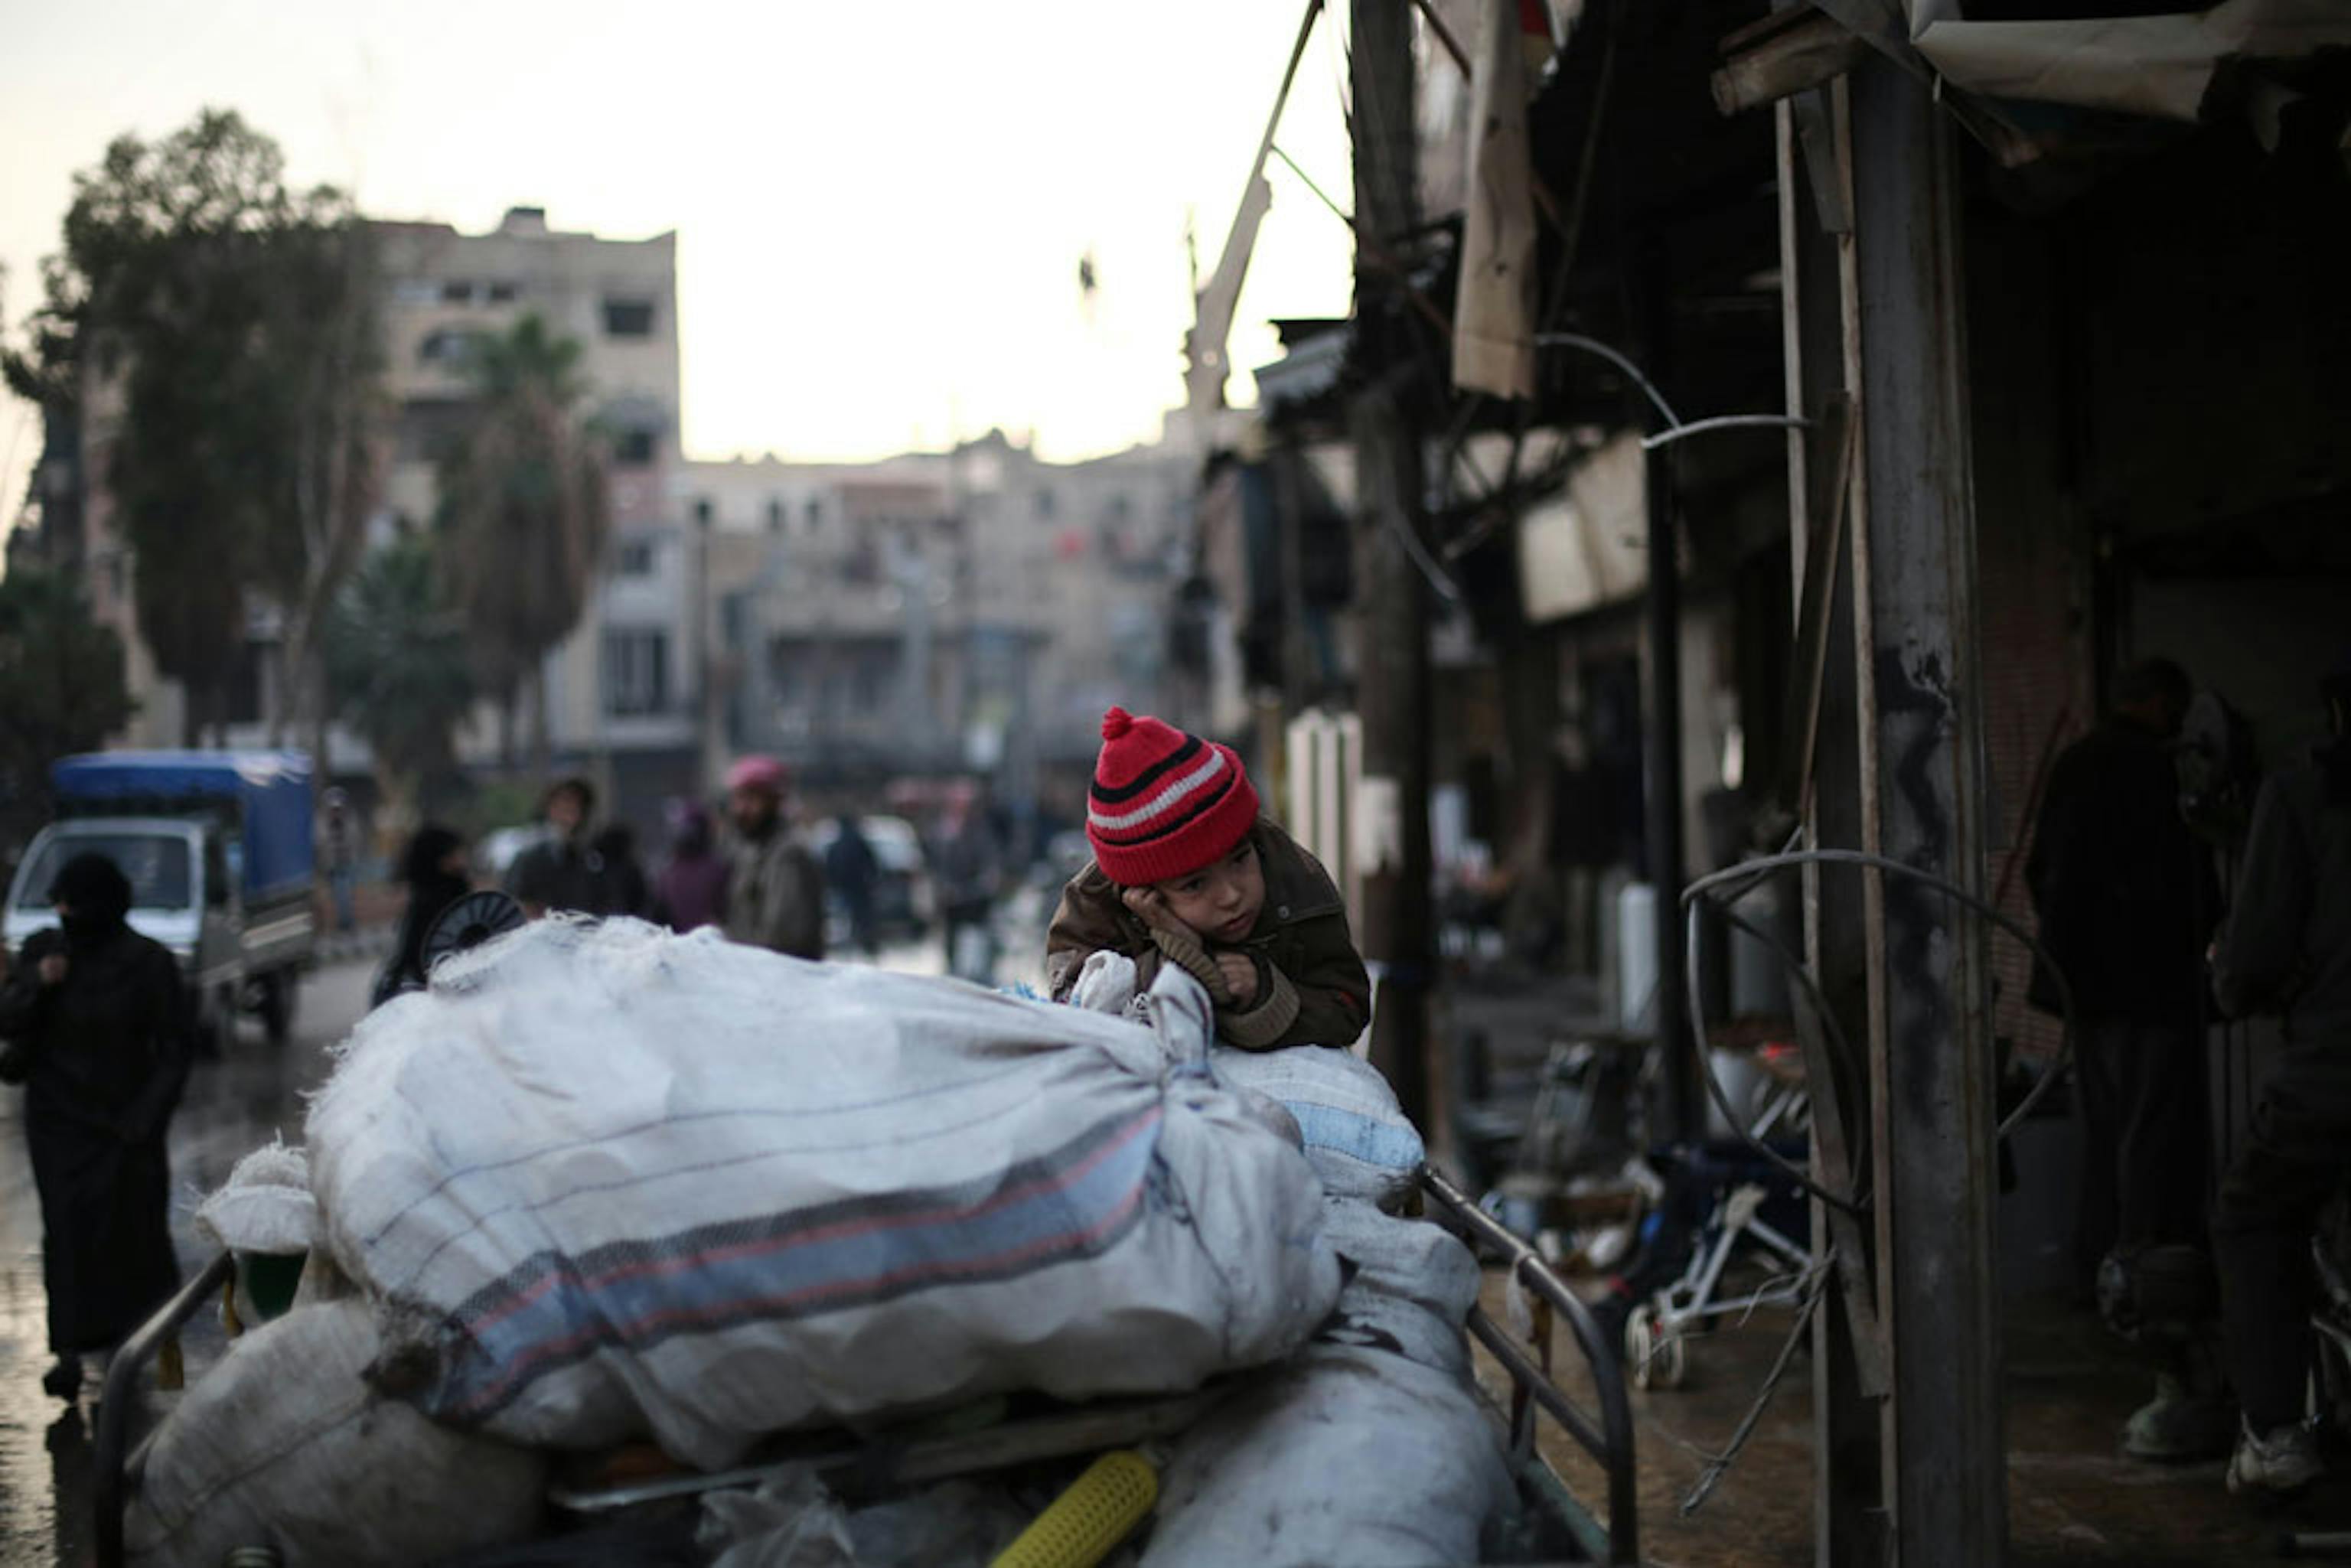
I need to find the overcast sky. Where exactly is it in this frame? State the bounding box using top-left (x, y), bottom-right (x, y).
top-left (0, 0), bottom-right (1358, 531)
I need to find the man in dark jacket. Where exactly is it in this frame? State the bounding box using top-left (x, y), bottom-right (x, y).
top-left (505, 777), bottom-right (615, 919)
top-left (2209, 659), bottom-right (2351, 1495)
top-left (2027, 657), bottom-right (2222, 1456)
top-left (0, 852), bottom-right (191, 1400)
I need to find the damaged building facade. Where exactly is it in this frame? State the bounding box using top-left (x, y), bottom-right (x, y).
top-left (1184, 1), bottom-right (2351, 1560)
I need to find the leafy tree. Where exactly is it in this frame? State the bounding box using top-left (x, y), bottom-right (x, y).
top-left (324, 531), bottom-right (474, 822)
top-left (2, 109), bottom-right (382, 747)
top-left (437, 313), bottom-right (611, 773)
top-left (0, 569), bottom-right (136, 852)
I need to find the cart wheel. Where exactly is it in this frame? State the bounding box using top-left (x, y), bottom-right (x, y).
top-left (1626, 1301), bottom-right (1688, 1392)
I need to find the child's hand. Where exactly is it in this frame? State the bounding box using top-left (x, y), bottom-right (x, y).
top-left (1120, 885), bottom-right (1198, 943)
top-left (1214, 953), bottom-right (1259, 1006)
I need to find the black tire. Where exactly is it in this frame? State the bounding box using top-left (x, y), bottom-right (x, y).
top-left (259, 970), bottom-right (295, 1045)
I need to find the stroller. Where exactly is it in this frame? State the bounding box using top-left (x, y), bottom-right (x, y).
top-left (1590, 1058), bottom-right (1815, 1394)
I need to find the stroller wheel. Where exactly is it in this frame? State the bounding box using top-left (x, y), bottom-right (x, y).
top-left (1626, 1300), bottom-right (1687, 1391)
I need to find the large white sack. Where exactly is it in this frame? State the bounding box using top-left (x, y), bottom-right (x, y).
top-left (305, 918), bottom-right (1340, 1469)
top-left (126, 1299), bottom-right (548, 1568)
top-left (1141, 1198), bottom-right (1510, 1568)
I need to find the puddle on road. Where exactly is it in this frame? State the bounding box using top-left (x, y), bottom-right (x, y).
top-left (0, 1218), bottom-right (80, 1568)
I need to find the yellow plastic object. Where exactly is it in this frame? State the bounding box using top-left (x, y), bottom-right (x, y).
top-left (989, 1449), bottom-right (1160, 1568)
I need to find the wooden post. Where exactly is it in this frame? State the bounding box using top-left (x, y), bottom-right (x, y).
top-left (1349, 0), bottom-right (1435, 1128)
top-left (1779, 85), bottom-right (1892, 1568)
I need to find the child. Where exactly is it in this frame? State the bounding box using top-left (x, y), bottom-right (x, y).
top-left (1046, 708), bottom-right (1371, 1050)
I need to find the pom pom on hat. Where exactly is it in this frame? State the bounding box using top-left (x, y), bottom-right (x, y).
top-left (1087, 709), bottom-right (1259, 886)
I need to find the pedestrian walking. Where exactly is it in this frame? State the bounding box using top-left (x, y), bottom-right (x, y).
top-left (823, 813), bottom-right (881, 957)
top-left (653, 800), bottom-right (729, 933)
top-left (371, 825), bottom-right (472, 1008)
top-left (593, 822), bottom-right (652, 919)
top-left (0, 852), bottom-right (192, 1401)
top-left (321, 788), bottom-right (360, 934)
top-left (721, 757), bottom-right (825, 960)
top-left (932, 786), bottom-right (999, 982)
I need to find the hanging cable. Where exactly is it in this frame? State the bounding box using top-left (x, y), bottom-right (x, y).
top-left (1681, 847), bottom-right (2080, 1144)
top-left (1532, 331), bottom-right (1683, 429)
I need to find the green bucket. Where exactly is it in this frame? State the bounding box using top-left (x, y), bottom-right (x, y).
top-left (239, 1250), bottom-right (307, 1322)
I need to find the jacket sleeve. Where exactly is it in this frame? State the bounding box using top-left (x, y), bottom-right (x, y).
top-left (1221, 914), bottom-right (1373, 1051)
top-left (0, 930), bottom-right (64, 1050)
top-left (114, 944), bottom-right (194, 1143)
top-left (2213, 774), bottom-right (2311, 1017)
top-left (776, 846), bottom-right (827, 960)
top-left (1045, 873), bottom-right (1124, 1002)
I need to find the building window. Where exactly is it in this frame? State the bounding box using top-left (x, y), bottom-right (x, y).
top-left (602, 629), bottom-right (670, 717)
top-left (767, 498), bottom-right (785, 533)
top-left (614, 429), bottom-right (657, 467)
top-left (1035, 488), bottom-right (1057, 520)
top-left (442, 280), bottom-right (474, 305)
top-left (604, 298), bottom-right (656, 337)
top-left (692, 497), bottom-right (713, 526)
top-left (487, 280), bottom-right (520, 304)
top-left (614, 538), bottom-right (656, 577)
top-left (392, 279), bottom-right (440, 306)
top-left (418, 329), bottom-right (482, 367)
top-left (804, 497), bottom-right (822, 531)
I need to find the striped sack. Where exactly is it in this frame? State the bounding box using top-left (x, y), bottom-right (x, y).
top-left (306, 918), bottom-right (1340, 1469)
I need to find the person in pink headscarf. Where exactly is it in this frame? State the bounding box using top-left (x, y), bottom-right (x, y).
top-left (719, 756), bottom-right (825, 959)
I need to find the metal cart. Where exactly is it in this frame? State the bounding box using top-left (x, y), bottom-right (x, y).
top-left (97, 1171), bottom-right (1638, 1566)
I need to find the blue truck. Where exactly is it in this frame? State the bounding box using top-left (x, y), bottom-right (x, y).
top-left (3, 751), bottom-right (319, 1047)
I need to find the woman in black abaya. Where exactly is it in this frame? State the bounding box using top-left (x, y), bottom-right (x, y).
top-left (0, 852), bottom-right (191, 1400)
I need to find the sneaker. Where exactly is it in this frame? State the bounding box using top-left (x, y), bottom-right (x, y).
top-left (2227, 1420), bottom-right (2323, 1495)
top-left (2122, 1372), bottom-right (2237, 1462)
top-left (40, 1357), bottom-right (81, 1401)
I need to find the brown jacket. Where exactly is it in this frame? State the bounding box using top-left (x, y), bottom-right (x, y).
top-left (1045, 820), bottom-right (1371, 1050)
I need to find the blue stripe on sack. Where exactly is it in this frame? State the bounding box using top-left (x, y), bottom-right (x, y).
top-left (437, 1106), bottom-right (1166, 1423)
top-left (1282, 1101), bottom-right (1424, 1172)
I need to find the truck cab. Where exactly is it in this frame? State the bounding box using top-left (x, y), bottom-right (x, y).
top-left (2, 751), bottom-right (318, 1048)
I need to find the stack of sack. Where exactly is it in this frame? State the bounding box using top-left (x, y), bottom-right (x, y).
top-left (129, 921), bottom-right (1511, 1568)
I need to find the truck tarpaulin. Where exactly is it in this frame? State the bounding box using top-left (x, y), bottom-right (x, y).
top-left (52, 751), bottom-right (315, 903)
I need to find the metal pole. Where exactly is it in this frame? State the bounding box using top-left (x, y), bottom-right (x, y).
top-left (1846, 53), bottom-right (2005, 1563)
top-left (1643, 438), bottom-right (1698, 1142)
top-left (1349, 0), bottom-right (1434, 1130)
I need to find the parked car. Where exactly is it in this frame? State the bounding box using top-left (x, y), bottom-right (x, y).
top-left (807, 813), bottom-right (931, 945)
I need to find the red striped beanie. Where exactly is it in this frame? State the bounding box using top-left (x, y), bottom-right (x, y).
top-left (1086, 708), bottom-right (1260, 887)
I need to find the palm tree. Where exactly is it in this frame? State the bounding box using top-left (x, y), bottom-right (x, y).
top-left (324, 533), bottom-right (474, 822)
top-left (437, 314), bottom-right (611, 773)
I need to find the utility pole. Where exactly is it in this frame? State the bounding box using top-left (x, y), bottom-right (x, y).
top-left (1350, 0), bottom-right (1435, 1128)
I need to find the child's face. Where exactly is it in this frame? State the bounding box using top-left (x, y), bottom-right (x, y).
top-left (1154, 838), bottom-right (1266, 944)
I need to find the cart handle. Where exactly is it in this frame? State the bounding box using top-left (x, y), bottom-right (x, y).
top-left (1420, 1165), bottom-right (1640, 1567)
top-left (95, 1250), bottom-right (236, 1568)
